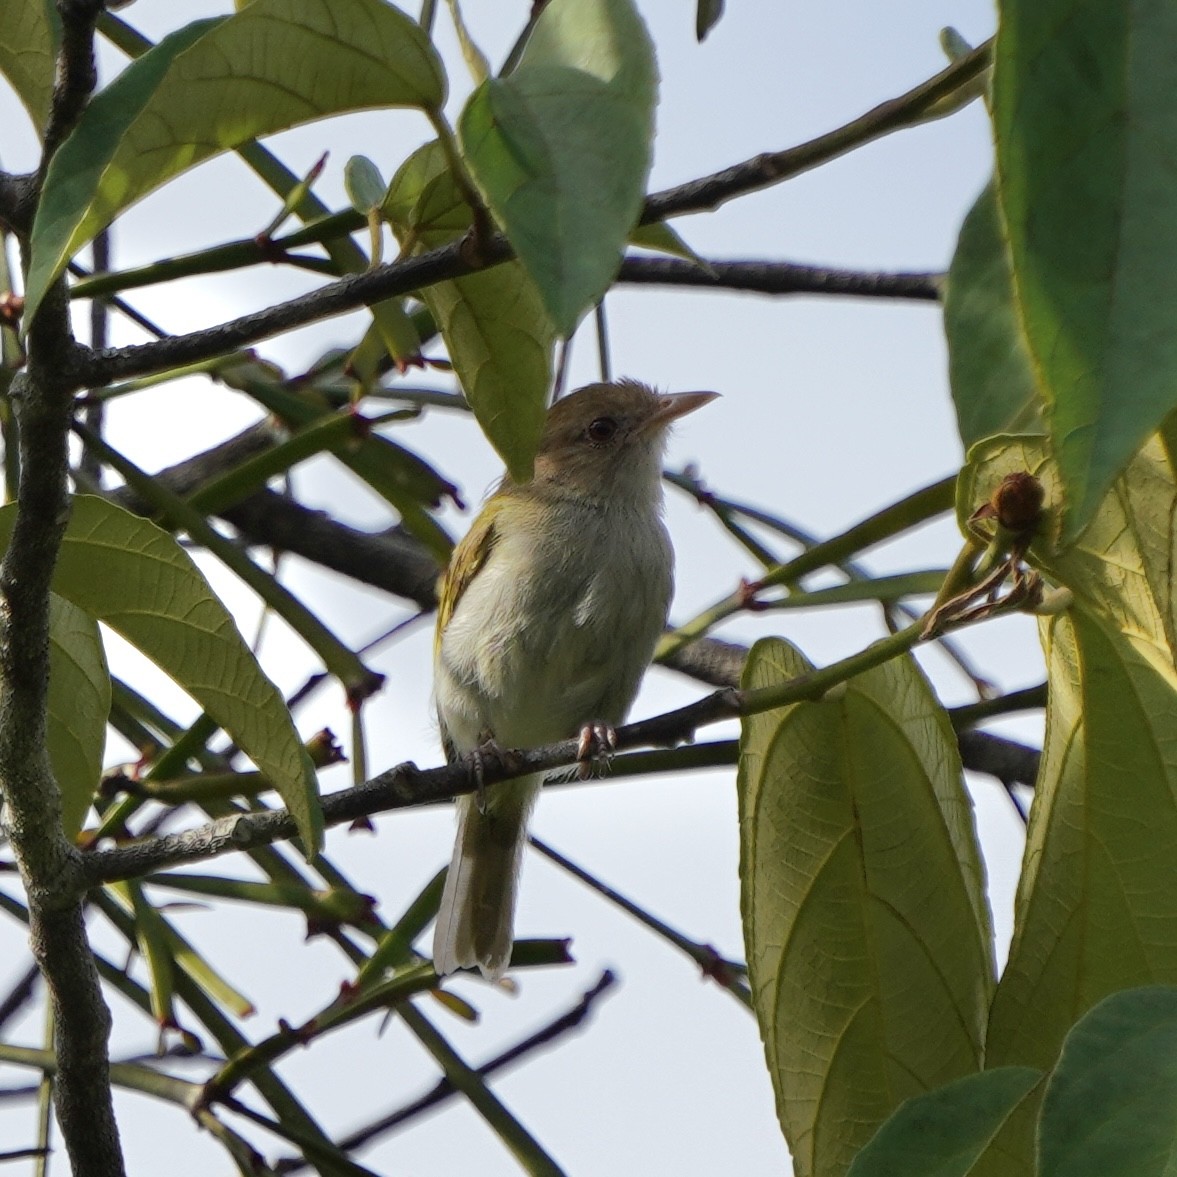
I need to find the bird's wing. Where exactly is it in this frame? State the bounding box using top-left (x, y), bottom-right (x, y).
top-left (435, 502), bottom-right (502, 647)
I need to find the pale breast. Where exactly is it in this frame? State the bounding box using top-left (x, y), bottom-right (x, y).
top-left (435, 498), bottom-right (673, 752)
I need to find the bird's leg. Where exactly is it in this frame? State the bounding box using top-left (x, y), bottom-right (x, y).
top-left (469, 729), bottom-right (502, 814)
top-left (576, 721), bottom-right (618, 780)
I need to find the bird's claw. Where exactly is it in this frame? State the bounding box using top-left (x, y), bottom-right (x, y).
top-left (576, 721), bottom-right (617, 780)
top-left (469, 732), bottom-right (502, 814)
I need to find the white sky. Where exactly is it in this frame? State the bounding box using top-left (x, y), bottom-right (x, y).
top-left (0, 2), bottom-right (1042, 1175)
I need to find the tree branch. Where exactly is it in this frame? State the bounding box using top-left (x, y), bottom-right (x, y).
top-left (68, 44), bottom-right (992, 390)
top-left (618, 256), bottom-right (942, 301)
top-left (641, 39), bottom-right (991, 222)
top-left (40, 0), bottom-right (105, 173)
top-left (82, 238), bottom-right (508, 387)
top-left (100, 420), bottom-right (443, 609)
top-left (0, 172), bottom-right (38, 239)
top-left (273, 971), bottom-right (619, 1174)
top-left (0, 269), bottom-right (125, 1171)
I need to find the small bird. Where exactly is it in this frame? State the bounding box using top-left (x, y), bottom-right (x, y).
top-left (432, 379), bottom-right (718, 980)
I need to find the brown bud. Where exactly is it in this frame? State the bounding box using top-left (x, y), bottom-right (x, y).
top-left (991, 471), bottom-right (1045, 534)
top-left (0, 292), bottom-right (23, 327)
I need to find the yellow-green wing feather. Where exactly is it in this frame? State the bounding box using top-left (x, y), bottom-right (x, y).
top-left (434, 498), bottom-right (503, 763)
top-left (434, 498), bottom-right (503, 656)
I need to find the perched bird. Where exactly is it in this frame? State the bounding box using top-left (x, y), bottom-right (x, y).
top-left (432, 379), bottom-right (718, 980)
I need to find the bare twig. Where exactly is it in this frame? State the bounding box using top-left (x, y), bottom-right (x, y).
top-left (273, 971), bottom-right (618, 1174)
top-left (641, 40), bottom-right (991, 222)
top-left (0, 963), bottom-right (40, 1035)
top-left (618, 256), bottom-right (942, 301)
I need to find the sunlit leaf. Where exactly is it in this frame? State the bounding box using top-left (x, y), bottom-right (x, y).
top-left (47, 594), bottom-right (109, 839)
top-left (0, 496), bottom-right (321, 853)
top-left (629, 221), bottom-right (712, 271)
top-left (0, 0), bottom-right (58, 132)
top-left (987, 610), bottom-right (1177, 1070)
top-left (458, 0), bottom-right (657, 337)
top-left (960, 432), bottom-right (1177, 664)
top-left (445, 0), bottom-right (490, 83)
top-left (386, 140), bottom-right (554, 481)
top-left (993, 1), bottom-right (1177, 541)
top-left (739, 638), bottom-right (993, 1177)
top-left (25, 0), bottom-right (445, 325)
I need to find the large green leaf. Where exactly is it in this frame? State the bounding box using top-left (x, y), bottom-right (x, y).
top-left (993, 1), bottom-right (1177, 541)
top-left (958, 431), bottom-right (1177, 1173)
top-left (0, 496), bottom-right (321, 853)
top-left (1038, 986), bottom-right (1177, 1177)
top-left (385, 140), bottom-right (555, 482)
top-left (0, 0), bottom-right (58, 132)
top-left (47, 594), bottom-right (110, 839)
top-left (943, 180), bottom-right (1043, 450)
top-left (739, 638), bottom-right (993, 1177)
top-left (458, 0), bottom-right (657, 337)
top-left (987, 610), bottom-right (1177, 1069)
top-left (24, 0), bottom-right (445, 326)
top-left (847, 1068), bottom-right (1042, 1177)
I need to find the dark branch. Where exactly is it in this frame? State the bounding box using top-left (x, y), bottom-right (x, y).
top-left (641, 40), bottom-right (991, 222)
top-left (101, 420), bottom-right (442, 608)
top-left (0, 172), bottom-right (39, 239)
top-left (957, 730), bottom-right (1040, 789)
top-left (0, 270), bottom-right (125, 1172)
top-left (618, 256), bottom-right (942, 301)
top-left (83, 238), bottom-right (509, 387)
top-left (69, 46), bottom-right (993, 390)
top-left (40, 0), bottom-right (105, 171)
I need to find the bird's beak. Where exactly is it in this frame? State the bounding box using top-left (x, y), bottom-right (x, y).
top-left (642, 390), bottom-right (721, 433)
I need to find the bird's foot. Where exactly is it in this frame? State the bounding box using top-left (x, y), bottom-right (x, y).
top-left (469, 732), bottom-right (503, 814)
top-left (576, 720), bottom-right (618, 780)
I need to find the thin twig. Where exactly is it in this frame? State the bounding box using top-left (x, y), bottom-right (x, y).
top-left (272, 971), bottom-right (618, 1174)
top-left (618, 256), bottom-right (942, 300)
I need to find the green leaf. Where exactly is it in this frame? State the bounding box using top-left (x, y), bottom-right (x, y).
top-left (993, 1), bottom-right (1177, 541)
top-left (959, 432), bottom-right (1177, 665)
top-left (629, 221), bottom-right (712, 272)
top-left (445, 0), bottom-right (490, 83)
top-left (944, 181), bottom-right (1043, 450)
top-left (386, 140), bottom-right (554, 481)
top-left (987, 609), bottom-right (1177, 1070)
top-left (120, 881), bottom-right (178, 1027)
top-left (47, 594), bottom-right (110, 839)
top-left (739, 638), bottom-right (993, 1177)
top-left (0, 0), bottom-right (58, 132)
top-left (343, 155), bottom-right (386, 214)
top-left (960, 432), bottom-right (1177, 1165)
top-left (220, 359), bottom-right (455, 561)
top-left (847, 1068), bottom-right (1043, 1177)
top-left (458, 0), bottom-right (657, 337)
top-left (0, 496), bottom-right (321, 854)
top-left (25, 0), bottom-right (445, 326)
top-left (696, 0), bottom-right (725, 42)
top-left (1039, 986), bottom-right (1177, 1177)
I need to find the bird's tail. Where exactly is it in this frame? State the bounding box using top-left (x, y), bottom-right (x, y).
top-left (432, 775), bottom-right (542, 981)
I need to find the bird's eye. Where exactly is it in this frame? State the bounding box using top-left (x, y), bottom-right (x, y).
top-left (586, 417), bottom-right (619, 444)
